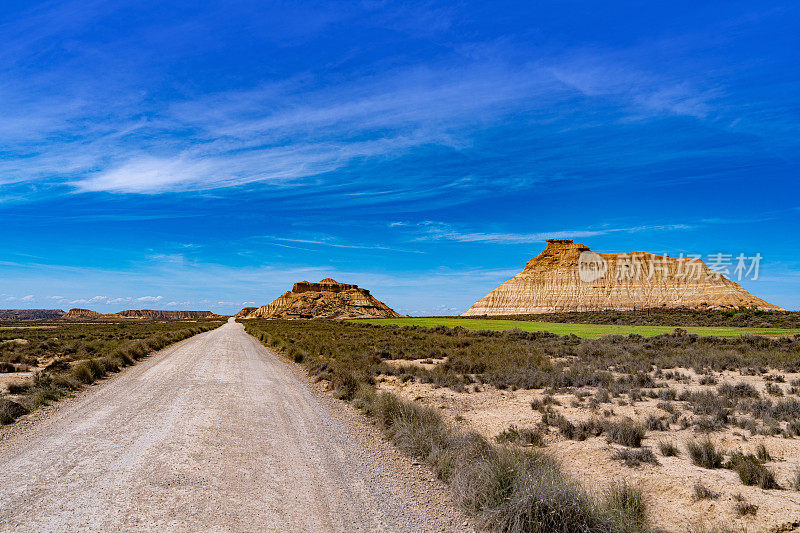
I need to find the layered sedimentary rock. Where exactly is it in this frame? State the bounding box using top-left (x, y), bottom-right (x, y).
top-left (234, 307), bottom-right (258, 318)
top-left (463, 239), bottom-right (783, 316)
top-left (111, 310), bottom-right (220, 320)
top-left (0, 309), bottom-right (66, 320)
top-left (64, 308), bottom-right (220, 320)
top-left (244, 278), bottom-right (402, 319)
top-left (65, 308), bottom-right (105, 319)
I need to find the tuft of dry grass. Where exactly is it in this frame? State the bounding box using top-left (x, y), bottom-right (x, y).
top-left (733, 493), bottom-right (758, 516)
top-left (657, 440), bottom-right (680, 457)
top-left (605, 419), bottom-right (646, 447)
top-left (612, 447), bottom-right (659, 467)
top-left (692, 482), bottom-right (718, 501)
top-left (495, 425), bottom-right (545, 447)
top-left (686, 439), bottom-right (724, 469)
top-left (726, 451), bottom-right (781, 490)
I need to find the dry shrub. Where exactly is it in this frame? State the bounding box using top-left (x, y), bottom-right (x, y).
top-left (612, 447), bottom-right (659, 467)
top-left (686, 439), bottom-right (724, 469)
top-left (692, 482), bottom-right (718, 500)
top-left (657, 440), bottom-right (679, 457)
top-left (496, 425), bottom-right (545, 447)
top-left (605, 419), bottom-right (646, 447)
top-left (0, 398), bottom-right (28, 424)
top-left (726, 452), bottom-right (781, 490)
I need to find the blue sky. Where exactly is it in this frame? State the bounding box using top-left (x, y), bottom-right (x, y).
top-left (1, 0), bottom-right (798, 315)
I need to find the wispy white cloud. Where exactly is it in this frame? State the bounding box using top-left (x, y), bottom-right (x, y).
top-left (136, 295), bottom-right (163, 302)
top-left (259, 235), bottom-right (423, 254)
top-left (393, 221), bottom-right (692, 244)
top-left (0, 30), bottom-right (724, 200)
top-left (5, 294), bottom-right (35, 302)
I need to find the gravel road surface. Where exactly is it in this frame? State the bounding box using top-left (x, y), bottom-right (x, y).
top-left (0, 319), bottom-right (467, 532)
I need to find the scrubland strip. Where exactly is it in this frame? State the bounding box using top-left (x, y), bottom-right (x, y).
top-left (243, 319), bottom-right (650, 533)
top-left (1, 320), bottom-right (224, 424)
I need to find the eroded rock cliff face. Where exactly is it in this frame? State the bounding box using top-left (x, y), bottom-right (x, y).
top-left (65, 308), bottom-right (105, 319)
top-left (234, 307), bottom-right (258, 318)
top-left (0, 309), bottom-right (66, 320)
top-left (111, 310), bottom-right (220, 320)
top-left (245, 278), bottom-right (402, 319)
top-left (64, 309), bottom-right (220, 320)
top-left (463, 239), bottom-right (783, 316)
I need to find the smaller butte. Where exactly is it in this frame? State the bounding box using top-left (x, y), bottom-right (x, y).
top-left (239, 278), bottom-right (402, 320)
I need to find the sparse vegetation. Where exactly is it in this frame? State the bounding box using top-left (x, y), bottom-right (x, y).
top-left (657, 440), bottom-right (680, 457)
top-left (245, 319), bottom-right (651, 532)
top-left (0, 319), bottom-right (224, 422)
top-left (686, 439), bottom-right (724, 469)
top-left (692, 482), bottom-right (719, 501)
top-left (612, 447), bottom-right (659, 467)
top-left (242, 318), bottom-right (800, 530)
top-left (605, 419), bottom-right (646, 447)
top-left (495, 425), bottom-right (545, 447)
top-left (733, 493), bottom-right (758, 516)
top-left (725, 451), bottom-right (781, 489)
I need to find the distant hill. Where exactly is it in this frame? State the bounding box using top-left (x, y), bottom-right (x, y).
top-left (64, 309), bottom-right (223, 320)
top-left (0, 309), bottom-right (66, 320)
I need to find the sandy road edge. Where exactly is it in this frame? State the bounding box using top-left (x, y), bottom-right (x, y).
top-left (236, 327), bottom-right (474, 531)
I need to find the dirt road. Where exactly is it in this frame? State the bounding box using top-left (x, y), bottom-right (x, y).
top-left (0, 319), bottom-right (466, 532)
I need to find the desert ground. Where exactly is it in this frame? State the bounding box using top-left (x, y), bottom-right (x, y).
top-left (243, 318), bottom-right (800, 533)
top-left (0, 319), bottom-right (466, 532)
top-left (380, 364), bottom-right (800, 531)
top-left (3, 314), bottom-right (800, 532)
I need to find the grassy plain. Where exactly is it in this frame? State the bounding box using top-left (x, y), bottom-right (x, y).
top-left (355, 317), bottom-right (800, 338)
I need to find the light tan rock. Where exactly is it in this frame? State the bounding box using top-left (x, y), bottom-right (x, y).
top-left (64, 308), bottom-right (105, 319)
top-left (463, 239), bottom-right (783, 316)
top-left (245, 278), bottom-right (403, 319)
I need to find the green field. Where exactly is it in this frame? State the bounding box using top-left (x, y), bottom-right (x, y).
top-left (354, 317), bottom-right (800, 338)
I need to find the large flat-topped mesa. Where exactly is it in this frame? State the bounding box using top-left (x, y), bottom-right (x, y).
top-left (463, 239), bottom-right (783, 316)
top-left (243, 278), bottom-right (402, 319)
top-left (292, 279), bottom-right (359, 294)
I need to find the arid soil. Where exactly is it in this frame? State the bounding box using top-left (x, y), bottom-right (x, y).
top-left (381, 360), bottom-right (800, 532)
top-left (0, 319), bottom-right (467, 532)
